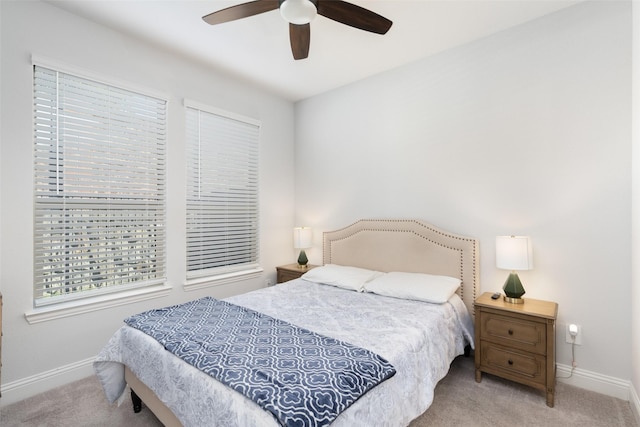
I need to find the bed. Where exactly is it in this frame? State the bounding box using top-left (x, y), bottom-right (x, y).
top-left (94, 219), bottom-right (480, 426)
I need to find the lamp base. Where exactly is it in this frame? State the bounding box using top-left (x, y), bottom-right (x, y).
top-left (502, 272), bottom-right (526, 303)
top-left (297, 250), bottom-right (308, 267)
top-left (503, 295), bottom-right (524, 304)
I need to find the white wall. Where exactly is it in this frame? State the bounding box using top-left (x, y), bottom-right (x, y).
top-left (0, 1), bottom-right (295, 404)
top-left (631, 0), bottom-right (640, 421)
top-left (295, 0), bottom-right (633, 395)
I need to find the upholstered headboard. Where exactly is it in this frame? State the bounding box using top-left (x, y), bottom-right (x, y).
top-left (323, 219), bottom-right (479, 317)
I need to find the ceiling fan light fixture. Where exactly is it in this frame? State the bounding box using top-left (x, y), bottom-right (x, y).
top-left (280, 0), bottom-right (317, 25)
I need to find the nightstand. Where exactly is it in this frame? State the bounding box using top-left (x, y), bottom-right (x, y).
top-left (474, 292), bottom-right (558, 407)
top-left (276, 263), bottom-right (318, 283)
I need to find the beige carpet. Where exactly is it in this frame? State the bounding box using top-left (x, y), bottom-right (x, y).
top-left (1, 356), bottom-right (637, 427)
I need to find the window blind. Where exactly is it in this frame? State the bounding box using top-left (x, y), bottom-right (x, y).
top-left (33, 65), bottom-right (167, 306)
top-left (185, 105), bottom-right (260, 277)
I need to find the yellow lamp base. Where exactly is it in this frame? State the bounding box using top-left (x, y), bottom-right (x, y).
top-left (503, 296), bottom-right (524, 304)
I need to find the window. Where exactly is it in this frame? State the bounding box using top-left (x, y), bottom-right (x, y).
top-left (185, 102), bottom-right (260, 281)
top-left (33, 65), bottom-right (167, 307)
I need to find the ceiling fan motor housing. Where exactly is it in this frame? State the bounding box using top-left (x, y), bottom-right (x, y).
top-left (279, 0), bottom-right (318, 25)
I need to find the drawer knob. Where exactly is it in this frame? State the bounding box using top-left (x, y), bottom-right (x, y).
top-left (508, 329), bottom-right (514, 335)
top-left (508, 359), bottom-right (514, 365)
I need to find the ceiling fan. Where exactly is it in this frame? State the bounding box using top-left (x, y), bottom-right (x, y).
top-left (202, 0), bottom-right (393, 60)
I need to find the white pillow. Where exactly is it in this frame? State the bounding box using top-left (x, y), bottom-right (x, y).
top-left (301, 264), bottom-right (383, 292)
top-left (364, 271), bottom-right (461, 303)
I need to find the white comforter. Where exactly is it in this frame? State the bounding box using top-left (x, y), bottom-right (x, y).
top-left (94, 279), bottom-right (474, 427)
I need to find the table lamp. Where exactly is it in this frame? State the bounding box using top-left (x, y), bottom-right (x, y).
top-left (496, 235), bottom-right (533, 304)
top-left (293, 227), bottom-right (312, 267)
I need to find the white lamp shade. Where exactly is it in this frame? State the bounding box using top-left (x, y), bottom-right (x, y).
top-left (280, 0), bottom-right (317, 25)
top-left (496, 236), bottom-right (533, 271)
top-left (293, 227), bottom-right (313, 249)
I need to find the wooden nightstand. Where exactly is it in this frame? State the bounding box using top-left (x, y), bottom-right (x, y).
top-left (474, 292), bottom-right (558, 407)
top-left (276, 263), bottom-right (318, 283)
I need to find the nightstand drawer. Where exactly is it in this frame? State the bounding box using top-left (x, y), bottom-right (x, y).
top-left (480, 311), bottom-right (546, 354)
top-left (479, 342), bottom-right (546, 387)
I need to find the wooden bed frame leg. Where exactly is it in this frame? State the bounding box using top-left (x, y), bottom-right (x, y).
top-left (131, 388), bottom-right (142, 413)
top-left (464, 344), bottom-right (471, 357)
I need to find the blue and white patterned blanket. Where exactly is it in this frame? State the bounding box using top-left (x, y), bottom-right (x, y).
top-left (124, 297), bottom-right (396, 427)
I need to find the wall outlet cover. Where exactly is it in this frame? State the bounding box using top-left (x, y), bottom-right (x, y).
top-left (565, 323), bottom-right (582, 345)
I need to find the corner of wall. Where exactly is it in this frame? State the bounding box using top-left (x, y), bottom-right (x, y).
top-left (632, 2), bottom-right (640, 424)
top-left (630, 382), bottom-right (640, 425)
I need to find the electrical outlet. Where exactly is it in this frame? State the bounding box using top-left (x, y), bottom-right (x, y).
top-left (565, 323), bottom-right (582, 345)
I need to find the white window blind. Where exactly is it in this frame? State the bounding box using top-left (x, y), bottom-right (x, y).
top-left (185, 104), bottom-right (260, 278)
top-left (33, 65), bottom-right (167, 306)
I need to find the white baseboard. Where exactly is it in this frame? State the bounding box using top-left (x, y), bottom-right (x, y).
top-left (556, 363), bottom-right (631, 401)
top-left (0, 357), bottom-right (95, 407)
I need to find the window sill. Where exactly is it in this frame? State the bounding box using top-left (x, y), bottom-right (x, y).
top-left (184, 267), bottom-right (264, 292)
top-left (25, 284), bottom-right (172, 324)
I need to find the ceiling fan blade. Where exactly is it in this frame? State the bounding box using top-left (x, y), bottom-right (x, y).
top-left (289, 23), bottom-right (310, 60)
top-left (317, 0), bottom-right (392, 34)
top-left (203, 0), bottom-right (279, 25)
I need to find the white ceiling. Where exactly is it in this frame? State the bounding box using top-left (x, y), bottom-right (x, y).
top-left (45, 0), bottom-right (581, 101)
